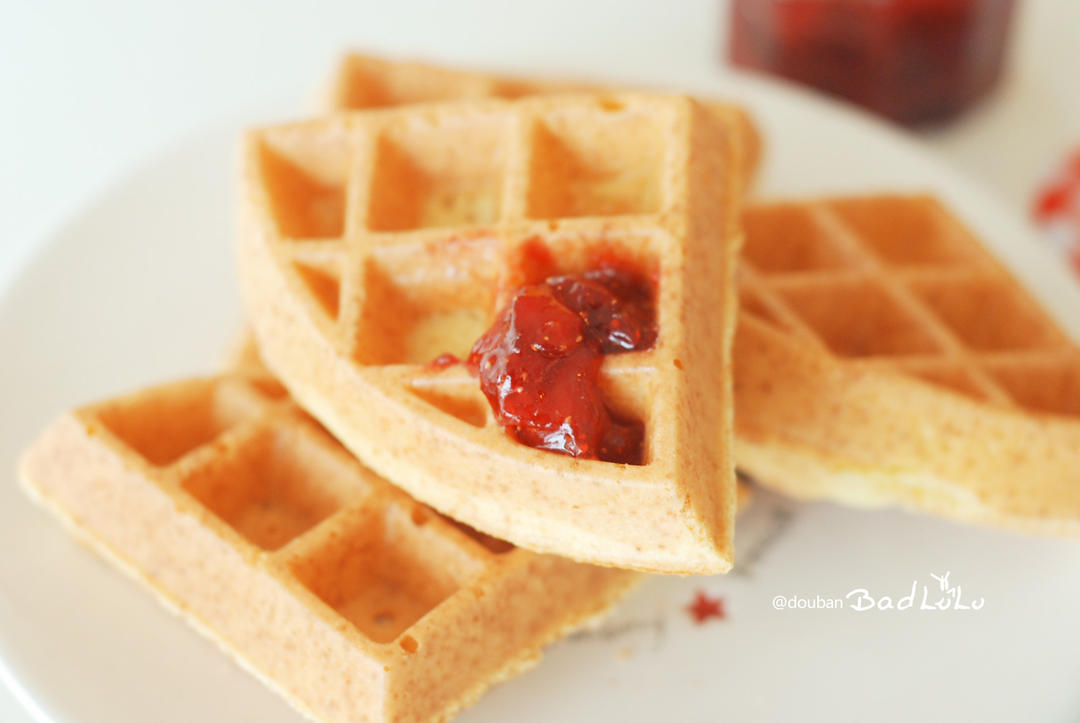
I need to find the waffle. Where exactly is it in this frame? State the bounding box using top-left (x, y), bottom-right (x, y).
top-left (328, 53), bottom-right (587, 110)
top-left (735, 194), bottom-right (1080, 533)
top-left (327, 52), bottom-right (761, 177)
top-left (224, 323), bottom-right (270, 374)
top-left (19, 376), bottom-right (641, 722)
top-left (238, 92), bottom-right (745, 574)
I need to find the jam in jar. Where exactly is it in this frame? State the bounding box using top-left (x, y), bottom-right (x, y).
top-left (730, 0), bottom-right (1017, 125)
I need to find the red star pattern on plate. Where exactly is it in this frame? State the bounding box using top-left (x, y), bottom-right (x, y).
top-left (686, 590), bottom-right (726, 624)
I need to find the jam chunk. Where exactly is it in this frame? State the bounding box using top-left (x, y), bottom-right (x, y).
top-left (548, 268), bottom-right (658, 353)
top-left (468, 265), bottom-right (655, 464)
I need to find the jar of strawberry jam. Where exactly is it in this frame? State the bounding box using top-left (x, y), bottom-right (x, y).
top-left (729, 0), bottom-right (1017, 125)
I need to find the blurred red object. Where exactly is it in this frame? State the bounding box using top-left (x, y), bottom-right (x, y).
top-left (1032, 148), bottom-right (1080, 277)
top-left (729, 0), bottom-right (1017, 125)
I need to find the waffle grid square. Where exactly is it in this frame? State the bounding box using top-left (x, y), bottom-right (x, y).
top-left (740, 196), bottom-right (1080, 416)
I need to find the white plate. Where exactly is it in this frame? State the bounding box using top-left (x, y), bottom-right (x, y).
top-left (3, 68), bottom-right (1080, 723)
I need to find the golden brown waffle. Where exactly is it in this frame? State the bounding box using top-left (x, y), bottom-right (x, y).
top-left (735, 194), bottom-right (1080, 533)
top-left (328, 53), bottom-right (762, 183)
top-left (223, 324), bottom-right (270, 374)
top-left (238, 92), bottom-right (745, 574)
top-left (329, 53), bottom-right (586, 110)
top-left (19, 376), bottom-right (640, 722)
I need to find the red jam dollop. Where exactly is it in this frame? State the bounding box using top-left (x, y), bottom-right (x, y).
top-left (467, 266), bottom-right (655, 464)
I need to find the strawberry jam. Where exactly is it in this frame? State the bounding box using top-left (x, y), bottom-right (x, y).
top-left (468, 265), bottom-right (655, 464)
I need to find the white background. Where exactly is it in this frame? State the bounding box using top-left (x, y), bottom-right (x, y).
top-left (1, 2), bottom-right (1079, 721)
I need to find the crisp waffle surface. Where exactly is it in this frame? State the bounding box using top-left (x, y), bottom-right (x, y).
top-left (735, 194), bottom-right (1080, 532)
top-left (329, 53), bottom-right (588, 109)
top-left (327, 53), bottom-right (761, 176)
top-left (19, 376), bottom-right (640, 723)
top-left (238, 92), bottom-right (744, 574)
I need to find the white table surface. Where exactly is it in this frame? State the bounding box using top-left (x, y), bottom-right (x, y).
top-left (2, 1), bottom-right (1078, 721)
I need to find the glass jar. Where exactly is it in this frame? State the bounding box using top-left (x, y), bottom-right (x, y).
top-left (729, 0), bottom-right (1018, 125)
